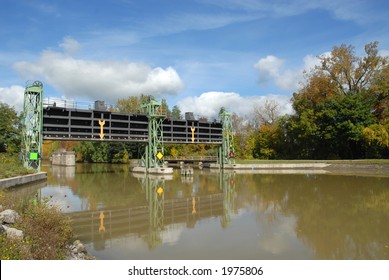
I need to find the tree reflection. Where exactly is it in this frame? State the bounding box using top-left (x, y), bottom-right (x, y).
top-left (241, 173), bottom-right (389, 259)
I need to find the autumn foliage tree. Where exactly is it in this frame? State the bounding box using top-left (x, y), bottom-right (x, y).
top-left (281, 41), bottom-right (388, 159)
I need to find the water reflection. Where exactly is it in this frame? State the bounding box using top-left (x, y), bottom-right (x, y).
top-left (68, 171), bottom-right (238, 254)
top-left (6, 164), bottom-right (389, 259)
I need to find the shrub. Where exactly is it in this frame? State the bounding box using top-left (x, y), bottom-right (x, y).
top-left (0, 192), bottom-right (73, 260)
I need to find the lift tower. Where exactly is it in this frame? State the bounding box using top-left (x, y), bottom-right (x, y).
top-left (22, 81), bottom-right (43, 171)
top-left (140, 99), bottom-right (170, 173)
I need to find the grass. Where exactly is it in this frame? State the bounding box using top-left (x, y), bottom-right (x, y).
top-left (0, 191), bottom-right (73, 260)
top-left (0, 153), bottom-right (36, 179)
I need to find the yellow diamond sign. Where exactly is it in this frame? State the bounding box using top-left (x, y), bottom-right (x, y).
top-left (157, 187), bottom-right (164, 196)
top-left (156, 152), bottom-right (163, 160)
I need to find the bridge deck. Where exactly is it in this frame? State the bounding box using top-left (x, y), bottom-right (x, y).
top-left (43, 106), bottom-right (223, 144)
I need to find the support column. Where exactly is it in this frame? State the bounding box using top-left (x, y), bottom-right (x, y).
top-left (22, 81), bottom-right (43, 171)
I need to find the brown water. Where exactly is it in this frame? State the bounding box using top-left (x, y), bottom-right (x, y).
top-left (9, 164), bottom-right (389, 260)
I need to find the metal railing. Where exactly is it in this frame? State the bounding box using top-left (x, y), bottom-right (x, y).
top-left (164, 156), bottom-right (217, 161)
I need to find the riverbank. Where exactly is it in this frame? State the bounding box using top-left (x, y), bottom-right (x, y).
top-left (206, 159), bottom-right (389, 172)
top-left (0, 190), bottom-right (94, 260)
top-left (234, 159), bottom-right (389, 165)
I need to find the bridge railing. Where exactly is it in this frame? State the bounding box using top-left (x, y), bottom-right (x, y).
top-left (43, 98), bottom-right (115, 111)
top-left (164, 156), bottom-right (217, 162)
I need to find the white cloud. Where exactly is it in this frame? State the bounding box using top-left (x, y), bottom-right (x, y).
top-left (254, 55), bottom-right (299, 91)
top-left (13, 38), bottom-right (184, 104)
top-left (254, 55), bottom-right (284, 84)
top-left (0, 85), bottom-right (25, 112)
top-left (254, 54), bottom-right (324, 92)
top-left (59, 36), bottom-right (80, 53)
top-left (302, 54), bottom-right (321, 72)
top-left (177, 91), bottom-right (292, 119)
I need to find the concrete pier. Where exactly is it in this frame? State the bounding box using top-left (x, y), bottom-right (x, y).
top-left (181, 166), bottom-right (194, 176)
top-left (132, 167), bottom-right (174, 174)
top-left (51, 150), bottom-right (75, 166)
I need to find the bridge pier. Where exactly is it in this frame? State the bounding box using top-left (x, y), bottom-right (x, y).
top-left (51, 150), bottom-right (75, 166)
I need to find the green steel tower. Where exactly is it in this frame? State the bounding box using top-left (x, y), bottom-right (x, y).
top-left (141, 99), bottom-right (166, 170)
top-left (22, 81), bottom-right (43, 171)
top-left (218, 110), bottom-right (235, 166)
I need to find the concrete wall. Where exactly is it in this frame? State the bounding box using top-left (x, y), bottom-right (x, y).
top-left (0, 172), bottom-right (47, 190)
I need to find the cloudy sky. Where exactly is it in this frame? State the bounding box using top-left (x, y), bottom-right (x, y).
top-left (1, 0), bottom-right (388, 118)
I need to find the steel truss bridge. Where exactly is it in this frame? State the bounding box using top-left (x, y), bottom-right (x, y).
top-left (21, 81), bottom-right (235, 172)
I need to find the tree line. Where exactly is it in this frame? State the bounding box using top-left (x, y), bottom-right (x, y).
top-left (234, 41), bottom-right (389, 159)
top-left (1, 41), bottom-right (388, 161)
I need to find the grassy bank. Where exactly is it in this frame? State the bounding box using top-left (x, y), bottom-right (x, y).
top-left (234, 159), bottom-right (389, 165)
top-left (0, 153), bottom-right (35, 179)
top-left (0, 191), bottom-right (73, 259)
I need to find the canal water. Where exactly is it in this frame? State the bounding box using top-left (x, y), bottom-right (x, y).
top-left (9, 164), bottom-right (389, 260)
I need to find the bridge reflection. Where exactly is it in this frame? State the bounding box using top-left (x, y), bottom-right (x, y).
top-left (66, 172), bottom-right (236, 250)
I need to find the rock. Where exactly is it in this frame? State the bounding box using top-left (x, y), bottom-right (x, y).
top-left (0, 209), bottom-right (20, 224)
top-left (72, 240), bottom-right (86, 254)
top-left (0, 205), bottom-right (3, 212)
top-left (77, 252), bottom-right (85, 259)
top-left (66, 240), bottom-right (94, 260)
top-left (3, 225), bottom-right (24, 240)
top-left (0, 224), bottom-right (5, 234)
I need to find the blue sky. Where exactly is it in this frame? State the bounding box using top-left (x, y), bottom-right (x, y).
top-left (1, 0), bottom-right (388, 118)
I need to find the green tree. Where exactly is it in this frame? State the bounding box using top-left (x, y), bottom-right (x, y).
top-left (116, 96), bottom-right (142, 113)
top-left (171, 105), bottom-right (182, 119)
top-left (282, 41), bottom-right (388, 159)
top-left (115, 94), bottom-right (152, 113)
top-left (0, 102), bottom-right (22, 153)
top-left (316, 94), bottom-right (376, 158)
top-left (161, 99), bottom-right (171, 117)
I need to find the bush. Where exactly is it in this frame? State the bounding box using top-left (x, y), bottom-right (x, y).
top-left (0, 192), bottom-right (73, 260)
top-left (0, 153), bottom-right (35, 179)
